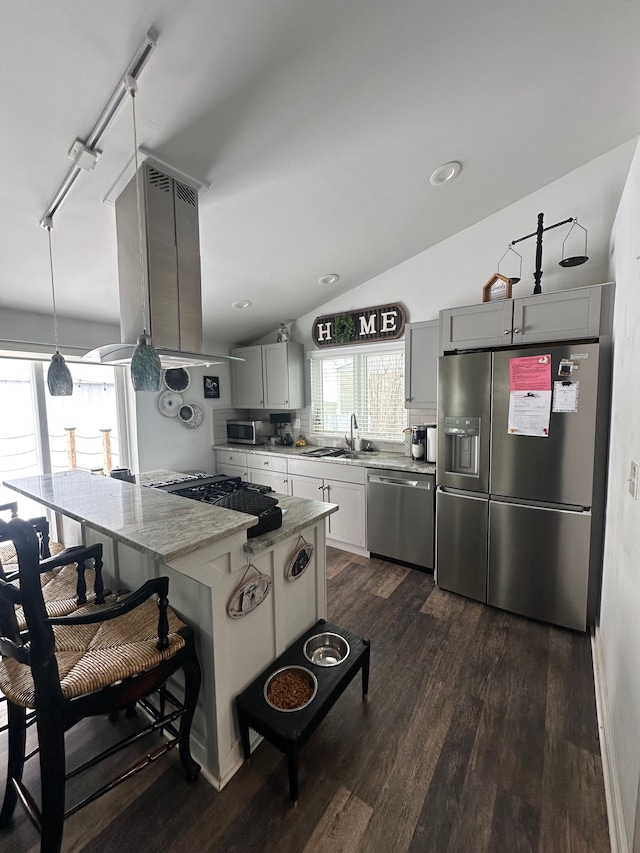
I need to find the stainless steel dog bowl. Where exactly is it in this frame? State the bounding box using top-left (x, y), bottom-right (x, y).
top-left (303, 632), bottom-right (350, 667)
top-left (264, 665), bottom-right (318, 712)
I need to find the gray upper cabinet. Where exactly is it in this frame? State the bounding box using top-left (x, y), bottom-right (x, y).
top-left (231, 341), bottom-right (304, 410)
top-left (230, 345), bottom-right (263, 408)
top-left (440, 283), bottom-right (613, 352)
top-left (440, 301), bottom-right (512, 352)
top-left (404, 319), bottom-right (439, 408)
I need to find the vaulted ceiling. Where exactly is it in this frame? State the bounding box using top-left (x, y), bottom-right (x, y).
top-left (2, 1), bottom-right (640, 344)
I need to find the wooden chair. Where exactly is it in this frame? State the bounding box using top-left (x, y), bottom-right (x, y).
top-left (0, 504), bottom-right (113, 739)
top-left (0, 501), bottom-right (62, 562)
top-left (0, 516), bottom-right (201, 853)
top-left (0, 502), bottom-right (110, 631)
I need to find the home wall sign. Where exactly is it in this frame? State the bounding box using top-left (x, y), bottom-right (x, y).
top-left (312, 303), bottom-right (407, 348)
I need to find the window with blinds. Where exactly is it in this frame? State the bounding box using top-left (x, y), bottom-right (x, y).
top-left (309, 345), bottom-right (406, 441)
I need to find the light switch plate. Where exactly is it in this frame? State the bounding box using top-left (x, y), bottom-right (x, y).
top-left (629, 460), bottom-right (638, 499)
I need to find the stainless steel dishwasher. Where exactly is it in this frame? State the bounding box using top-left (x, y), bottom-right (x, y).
top-left (366, 469), bottom-right (434, 569)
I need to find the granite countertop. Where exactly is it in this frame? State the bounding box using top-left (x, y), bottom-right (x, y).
top-left (4, 470), bottom-right (337, 563)
top-left (214, 443), bottom-right (437, 476)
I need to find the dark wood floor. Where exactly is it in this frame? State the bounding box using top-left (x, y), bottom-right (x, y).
top-left (0, 548), bottom-right (610, 853)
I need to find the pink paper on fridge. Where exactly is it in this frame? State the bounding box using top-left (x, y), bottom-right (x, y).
top-left (509, 354), bottom-right (552, 392)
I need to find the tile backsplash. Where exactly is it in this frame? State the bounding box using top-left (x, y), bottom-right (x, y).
top-left (214, 406), bottom-right (437, 454)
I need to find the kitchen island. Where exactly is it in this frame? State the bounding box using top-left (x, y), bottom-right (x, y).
top-left (3, 469), bottom-right (338, 790)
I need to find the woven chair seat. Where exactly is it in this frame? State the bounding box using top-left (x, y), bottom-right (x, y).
top-left (0, 597), bottom-right (187, 708)
top-left (0, 539), bottom-right (65, 568)
top-left (0, 541), bottom-right (110, 628)
top-left (11, 562), bottom-right (118, 628)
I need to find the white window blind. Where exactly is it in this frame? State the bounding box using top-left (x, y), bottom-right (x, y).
top-left (309, 345), bottom-right (406, 441)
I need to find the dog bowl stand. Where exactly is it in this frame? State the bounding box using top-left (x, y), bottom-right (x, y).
top-left (235, 619), bottom-right (370, 803)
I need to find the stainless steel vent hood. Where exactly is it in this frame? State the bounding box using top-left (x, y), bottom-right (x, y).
top-left (84, 163), bottom-right (238, 369)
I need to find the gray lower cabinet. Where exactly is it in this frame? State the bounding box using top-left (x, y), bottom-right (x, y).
top-left (287, 458), bottom-right (366, 549)
top-left (215, 449), bottom-right (248, 481)
top-left (247, 453), bottom-right (289, 493)
top-left (404, 319), bottom-right (439, 408)
top-left (440, 282), bottom-right (613, 352)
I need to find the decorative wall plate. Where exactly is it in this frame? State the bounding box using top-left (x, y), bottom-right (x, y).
top-left (163, 367), bottom-right (191, 393)
top-left (285, 535), bottom-right (315, 581)
top-left (227, 563), bottom-right (272, 618)
top-left (158, 390), bottom-right (183, 417)
top-left (178, 403), bottom-right (204, 428)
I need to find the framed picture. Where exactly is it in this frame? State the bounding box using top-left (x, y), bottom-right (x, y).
top-left (203, 375), bottom-right (220, 398)
top-left (482, 273), bottom-right (513, 303)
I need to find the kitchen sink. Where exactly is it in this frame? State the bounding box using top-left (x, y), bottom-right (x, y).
top-left (301, 447), bottom-right (379, 459)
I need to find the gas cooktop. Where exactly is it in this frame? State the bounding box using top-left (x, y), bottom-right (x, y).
top-left (144, 474), bottom-right (281, 538)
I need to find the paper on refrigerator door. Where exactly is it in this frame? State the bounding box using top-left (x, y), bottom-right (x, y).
top-left (552, 380), bottom-right (579, 413)
top-left (507, 354), bottom-right (552, 436)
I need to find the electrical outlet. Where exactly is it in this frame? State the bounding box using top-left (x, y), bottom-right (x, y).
top-left (293, 418), bottom-right (301, 430)
top-left (629, 461), bottom-right (638, 499)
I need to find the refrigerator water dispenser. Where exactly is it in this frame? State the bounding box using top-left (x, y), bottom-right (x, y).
top-left (444, 417), bottom-right (480, 477)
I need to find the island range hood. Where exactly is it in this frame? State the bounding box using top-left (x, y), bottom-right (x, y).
top-left (84, 163), bottom-right (238, 369)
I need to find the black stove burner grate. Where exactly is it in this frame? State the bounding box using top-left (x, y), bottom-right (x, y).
top-left (148, 475), bottom-right (281, 538)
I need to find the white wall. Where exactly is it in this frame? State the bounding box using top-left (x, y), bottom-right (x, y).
top-left (129, 343), bottom-right (237, 474)
top-left (292, 140), bottom-right (636, 346)
top-left (288, 137), bottom-right (640, 846)
top-left (0, 307), bottom-right (119, 356)
top-left (600, 138), bottom-right (640, 850)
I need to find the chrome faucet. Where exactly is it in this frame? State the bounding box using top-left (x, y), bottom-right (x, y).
top-left (346, 413), bottom-right (358, 449)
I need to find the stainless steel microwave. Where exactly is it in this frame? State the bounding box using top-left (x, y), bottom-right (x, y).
top-left (226, 419), bottom-right (269, 445)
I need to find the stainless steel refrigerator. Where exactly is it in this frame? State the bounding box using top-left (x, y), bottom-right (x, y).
top-left (436, 342), bottom-right (611, 631)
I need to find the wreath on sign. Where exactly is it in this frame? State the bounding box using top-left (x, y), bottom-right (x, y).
top-left (227, 562), bottom-right (272, 618)
top-left (285, 534), bottom-right (315, 581)
top-left (334, 313), bottom-right (356, 343)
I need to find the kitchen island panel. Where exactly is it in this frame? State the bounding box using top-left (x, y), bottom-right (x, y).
top-left (82, 514), bottom-right (328, 787)
top-left (4, 470), bottom-right (334, 790)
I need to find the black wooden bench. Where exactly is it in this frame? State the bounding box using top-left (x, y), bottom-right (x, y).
top-left (235, 619), bottom-right (371, 803)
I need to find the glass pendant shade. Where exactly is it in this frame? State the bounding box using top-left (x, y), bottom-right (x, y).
top-left (131, 332), bottom-right (162, 392)
top-left (47, 350), bottom-right (73, 396)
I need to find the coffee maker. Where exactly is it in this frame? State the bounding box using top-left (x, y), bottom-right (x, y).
top-left (411, 425), bottom-right (427, 461)
top-left (411, 423), bottom-right (437, 462)
top-left (270, 412), bottom-right (292, 445)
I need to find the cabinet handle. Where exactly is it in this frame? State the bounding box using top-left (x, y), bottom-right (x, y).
top-left (263, 461), bottom-right (269, 465)
top-left (317, 485), bottom-right (324, 491)
top-left (513, 328), bottom-right (521, 334)
top-left (503, 330), bottom-right (511, 336)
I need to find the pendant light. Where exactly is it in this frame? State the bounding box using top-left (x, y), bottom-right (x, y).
top-left (126, 75), bottom-right (161, 392)
top-left (43, 218), bottom-right (73, 396)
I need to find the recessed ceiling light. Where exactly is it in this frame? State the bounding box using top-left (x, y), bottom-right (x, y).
top-left (232, 300), bottom-right (252, 309)
top-left (318, 274), bottom-right (339, 285)
top-left (429, 161), bottom-right (462, 187)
